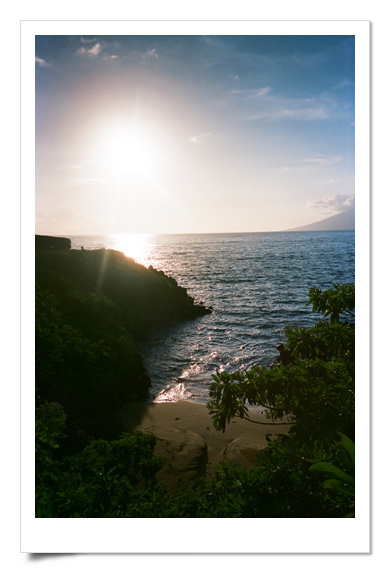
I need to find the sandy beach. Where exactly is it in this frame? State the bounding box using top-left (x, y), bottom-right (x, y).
top-left (120, 400), bottom-right (291, 492)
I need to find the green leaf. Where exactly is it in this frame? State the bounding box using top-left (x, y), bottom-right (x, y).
top-left (309, 462), bottom-right (354, 485)
top-left (337, 432), bottom-right (355, 465)
top-left (322, 479), bottom-right (355, 497)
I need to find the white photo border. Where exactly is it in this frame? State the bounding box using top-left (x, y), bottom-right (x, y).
top-left (21, 19), bottom-right (371, 554)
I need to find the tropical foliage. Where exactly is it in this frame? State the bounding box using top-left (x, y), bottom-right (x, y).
top-left (36, 401), bottom-right (166, 518)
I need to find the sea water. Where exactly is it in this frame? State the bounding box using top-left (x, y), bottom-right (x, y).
top-left (66, 231), bottom-right (355, 403)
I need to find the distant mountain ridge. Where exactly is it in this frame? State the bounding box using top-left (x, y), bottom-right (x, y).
top-left (285, 208), bottom-right (355, 232)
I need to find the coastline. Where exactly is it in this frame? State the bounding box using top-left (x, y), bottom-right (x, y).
top-left (120, 400), bottom-right (291, 492)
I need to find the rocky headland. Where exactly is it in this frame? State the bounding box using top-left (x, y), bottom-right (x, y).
top-left (35, 237), bottom-right (211, 448)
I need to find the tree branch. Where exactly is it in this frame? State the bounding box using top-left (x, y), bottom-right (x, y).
top-left (242, 416), bottom-right (292, 426)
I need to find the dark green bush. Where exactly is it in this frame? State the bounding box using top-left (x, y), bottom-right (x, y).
top-left (36, 402), bottom-right (167, 518)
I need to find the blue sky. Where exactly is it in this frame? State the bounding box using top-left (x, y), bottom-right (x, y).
top-left (35, 35), bottom-right (355, 234)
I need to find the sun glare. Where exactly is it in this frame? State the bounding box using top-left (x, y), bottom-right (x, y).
top-left (96, 121), bottom-right (158, 177)
top-left (108, 129), bottom-right (148, 173)
top-left (110, 233), bottom-right (153, 265)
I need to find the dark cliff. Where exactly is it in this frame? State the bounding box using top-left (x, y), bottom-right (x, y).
top-left (35, 238), bottom-right (211, 447)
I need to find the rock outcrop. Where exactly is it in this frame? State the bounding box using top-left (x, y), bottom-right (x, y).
top-left (35, 235), bottom-right (71, 251)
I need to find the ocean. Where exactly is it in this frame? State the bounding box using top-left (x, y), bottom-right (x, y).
top-left (65, 231), bottom-right (355, 403)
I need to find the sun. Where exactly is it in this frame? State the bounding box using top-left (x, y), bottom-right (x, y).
top-left (107, 126), bottom-right (151, 174)
top-left (96, 121), bottom-right (157, 177)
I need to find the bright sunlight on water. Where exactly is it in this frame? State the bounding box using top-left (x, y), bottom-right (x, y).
top-left (110, 234), bottom-right (153, 266)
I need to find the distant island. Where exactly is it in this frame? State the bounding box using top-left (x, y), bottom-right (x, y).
top-left (285, 208), bottom-right (355, 232)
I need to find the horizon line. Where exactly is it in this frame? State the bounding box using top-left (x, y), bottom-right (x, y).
top-left (36, 229), bottom-right (355, 237)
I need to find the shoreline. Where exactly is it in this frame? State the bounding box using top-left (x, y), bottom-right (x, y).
top-left (120, 400), bottom-right (291, 492)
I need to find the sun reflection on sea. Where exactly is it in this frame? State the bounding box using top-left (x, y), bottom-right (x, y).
top-left (154, 382), bottom-right (193, 402)
top-left (110, 234), bottom-right (153, 266)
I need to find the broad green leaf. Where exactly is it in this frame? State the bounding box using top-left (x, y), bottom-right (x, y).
top-left (310, 462), bottom-right (354, 485)
top-left (323, 479), bottom-right (355, 497)
top-left (337, 432), bottom-right (355, 465)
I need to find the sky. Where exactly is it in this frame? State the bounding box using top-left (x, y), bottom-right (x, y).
top-left (35, 34), bottom-right (355, 235)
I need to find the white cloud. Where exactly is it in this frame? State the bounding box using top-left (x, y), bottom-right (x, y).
top-left (35, 56), bottom-right (50, 67)
top-left (58, 160), bottom-right (97, 171)
top-left (142, 48), bottom-right (159, 62)
top-left (231, 86), bottom-right (271, 98)
top-left (70, 177), bottom-right (109, 187)
top-left (231, 87), bottom-right (337, 122)
top-left (249, 100), bottom-right (331, 121)
top-left (78, 38), bottom-right (118, 60)
top-left (189, 132), bottom-right (211, 144)
top-left (281, 155), bottom-right (342, 172)
top-left (294, 155), bottom-right (342, 167)
top-left (254, 87), bottom-right (271, 97)
top-left (310, 193), bottom-right (355, 213)
top-left (331, 79), bottom-right (354, 90)
top-left (78, 42), bottom-right (101, 56)
top-left (80, 37), bottom-right (98, 44)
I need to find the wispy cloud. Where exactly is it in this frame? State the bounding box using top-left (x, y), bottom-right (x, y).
top-left (310, 193), bottom-right (355, 213)
top-left (70, 177), bottom-right (109, 187)
top-left (80, 37), bottom-right (98, 44)
top-left (230, 87), bottom-right (338, 122)
top-left (331, 79), bottom-right (354, 91)
top-left (78, 37), bottom-right (118, 60)
top-left (189, 132), bottom-right (211, 144)
top-left (230, 86), bottom-right (271, 98)
top-left (58, 160), bottom-right (97, 171)
top-left (294, 155), bottom-right (342, 167)
top-left (78, 42), bottom-right (102, 56)
top-left (281, 155), bottom-right (342, 173)
top-left (249, 98), bottom-right (333, 121)
top-left (35, 56), bottom-right (51, 67)
top-left (141, 48), bottom-right (159, 62)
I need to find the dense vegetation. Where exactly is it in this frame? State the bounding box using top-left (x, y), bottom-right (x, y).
top-left (36, 248), bottom-right (355, 518)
